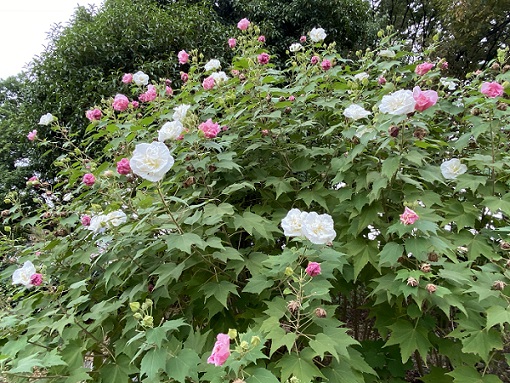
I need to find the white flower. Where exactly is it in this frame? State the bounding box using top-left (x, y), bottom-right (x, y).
top-left (210, 71), bottom-right (229, 84)
top-left (173, 104), bottom-right (191, 122)
top-left (39, 113), bottom-right (55, 125)
top-left (302, 212), bottom-right (336, 245)
top-left (281, 208), bottom-right (309, 237)
top-left (440, 78), bottom-right (457, 90)
top-left (309, 27), bottom-right (327, 43)
top-left (440, 158), bottom-right (467, 180)
top-left (88, 214), bottom-right (109, 234)
top-left (106, 210), bottom-right (127, 227)
top-left (133, 71), bottom-right (149, 86)
top-left (289, 43), bottom-right (303, 52)
top-left (12, 261), bottom-right (36, 287)
top-left (204, 59), bottom-right (221, 71)
top-left (378, 49), bottom-right (396, 58)
top-left (129, 142), bottom-right (175, 182)
top-left (354, 72), bottom-right (369, 81)
top-left (379, 89), bottom-right (416, 115)
top-left (158, 120), bottom-right (185, 142)
top-left (343, 104), bottom-right (372, 120)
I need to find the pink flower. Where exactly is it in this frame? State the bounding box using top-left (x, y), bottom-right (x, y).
top-left (228, 38), bottom-right (237, 48)
top-left (231, 70), bottom-right (240, 77)
top-left (117, 158), bottom-right (131, 175)
top-left (258, 35), bottom-right (266, 43)
top-left (82, 173), bottom-right (96, 186)
top-left (27, 130), bottom-right (37, 141)
top-left (261, 129), bottom-right (269, 136)
top-left (258, 53), bottom-right (270, 65)
top-left (81, 215), bottom-right (91, 226)
top-left (311, 56), bottom-right (320, 65)
top-left (199, 119), bottom-right (220, 138)
top-left (181, 72), bottom-right (189, 83)
top-left (85, 108), bottom-right (102, 121)
top-left (30, 273), bottom-right (43, 286)
top-left (481, 81), bottom-right (504, 98)
top-left (166, 86), bottom-right (173, 96)
top-left (288, 96), bottom-right (295, 101)
top-left (178, 50), bottom-right (189, 64)
top-left (202, 76), bottom-right (215, 90)
top-left (321, 59), bottom-right (332, 71)
top-left (400, 207), bottom-right (419, 225)
top-left (139, 85), bottom-right (157, 102)
top-left (27, 176), bottom-right (40, 188)
top-left (440, 61), bottom-right (448, 70)
top-left (122, 73), bottom-right (133, 84)
top-left (237, 18), bottom-right (250, 31)
top-left (113, 94), bottom-right (129, 111)
top-left (415, 62), bottom-right (434, 76)
top-left (378, 76), bottom-right (386, 85)
top-left (131, 101), bottom-right (139, 109)
top-left (413, 86), bottom-right (438, 112)
top-left (300, 35), bottom-right (307, 43)
top-left (222, 125), bottom-right (229, 131)
top-left (305, 262), bottom-right (321, 277)
top-left (207, 333), bottom-right (231, 366)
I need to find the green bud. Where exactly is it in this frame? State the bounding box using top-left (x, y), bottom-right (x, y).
top-left (129, 302), bottom-right (140, 312)
top-left (432, 34), bottom-right (439, 42)
top-left (4, 199), bottom-right (11, 204)
top-left (228, 328), bottom-right (238, 339)
top-left (142, 315), bottom-right (154, 328)
top-left (284, 267), bottom-right (294, 276)
top-left (74, 148), bottom-right (81, 155)
top-left (361, 77), bottom-right (369, 86)
top-left (250, 335), bottom-right (261, 347)
top-left (377, 30), bottom-right (384, 38)
top-left (503, 81), bottom-right (509, 89)
top-left (240, 340), bottom-right (249, 350)
top-left (4, 226), bottom-right (11, 232)
top-left (133, 313), bottom-right (143, 320)
top-left (144, 298), bottom-right (153, 307)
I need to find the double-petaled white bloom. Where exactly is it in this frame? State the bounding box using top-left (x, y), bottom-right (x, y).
top-left (309, 27), bottom-right (327, 43)
top-left (281, 209), bottom-right (336, 245)
top-left (39, 113), bottom-right (55, 125)
top-left (440, 158), bottom-right (467, 180)
top-left (354, 72), bottom-right (370, 81)
top-left (173, 104), bottom-right (191, 122)
top-left (289, 43), bottom-right (303, 52)
top-left (12, 261), bottom-right (36, 287)
top-left (88, 214), bottom-right (109, 234)
top-left (158, 120), bottom-right (185, 142)
top-left (129, 142), bottom-right (174, 182)
top-left (378, 49), bottom-right (396, 58)
top-left (204, 59), bottom-right (221, 72)
top-left (210, 71), bottom-right (229, 84)
top-left (106, 210), bottom-right (127, 227)
top-left (379, 89), bottom-right (416, 115)
top-left (133, 71), bottom-right (149, 86)
top-left (343, 104), bottom-right (372, 120)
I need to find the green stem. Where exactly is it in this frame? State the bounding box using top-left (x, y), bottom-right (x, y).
top-left (156, 184), bottom-right (183, 234)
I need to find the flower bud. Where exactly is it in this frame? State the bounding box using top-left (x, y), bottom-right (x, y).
top-left (103, 170), bottom-right (114, 178)
top-left (284, 267), bottom-right (294, 276)
top-left (377, 30), bottom-right (384, 38)
top-left (407, 277), bottom-right (419, 287)
top-left (142, 315), bottom-right (154, 328)
top-left (492, 62), bottom-right (500, 71)
top-left (503, 65), bottom-right (510, 73)
top-left (315, 308), bottom-right (327, 318)
top-left (228, 329), bottom-right (238, 339)
top-left (388, 125), bottom-right (400, 137)
top-left (1, 210), bottom-right (9, 217)
top-left (426, 283), bottom-right (437, 293)
top-left (133, 313), bottom-right (143, 320)
top-left (493, 280), bottom-right (507, 290)
top-left (4, 199), bottom-right (11, 204)
top-left (240, 340), bottom-right (249, 350)
top-left (428, 252), bottom-right (439, 262)
top-left (250, 335), bottom-right (261, 346)
top-left (287, 300), bottom-right (300, 314)
top-left (129, 302), bottom-right (140, 312)
top-left (420, 263), bottom-right (431, 273)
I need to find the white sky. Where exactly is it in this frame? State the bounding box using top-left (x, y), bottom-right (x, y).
top-left (0, 0), bottom-right (104, 80)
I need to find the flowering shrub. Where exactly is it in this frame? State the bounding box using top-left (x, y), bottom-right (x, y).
top-left (2, 22), bottom-right (510, 383)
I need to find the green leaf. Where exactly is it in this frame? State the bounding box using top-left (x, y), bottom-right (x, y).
top-left (421, 367), bottom-right (454, 383)
top-left (381, 155), bottom-right (400, 180)
top-left (165, 233), bottom-right (206, 254)
top-left (486, 306), bottom-right (510, 329)
top-left (245, 368), bottom-right (280, 383)
top-left (201, 280), bottom-right (239, 308)
top-left (166, 348), bottom-right (200, 383)
top-left (140, 348), bottom-right (166, 380)
top-left (309, 333), bottom-right (341, 361)
top-left (9, 354), bottom-right (44, 373)
top-left (379, 242), bottom-right (405, 267)
top-left (385, 320), bottom-right (432, 363)
top-left (100, 355), bottom-right (137, 383)
top-left (447, 366), bottom-right (503, 383)
top-left (460, 329), bottom-right (503, 362)
top-left (242, 274), bottom-right (274, 294)
top-left (153, 262), bottom-right (185, 289)
top-left (276, 349), bottom-right (325, 383)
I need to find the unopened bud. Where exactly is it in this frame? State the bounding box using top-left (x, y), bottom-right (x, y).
top-left (250, 335), bottom-right (261, 346)
top-left (142, 315), bottom-right (154, 327)
top-left (377, 30), bottom-right (384, 38)
top-left (407, 277), bottom-right (419, 287)
top-left (4, 199), bottom-right (11, 204)
top-left (284, 267), bottom-right (294, 276)
top-left (428, 252), bottom-right (439, 262)
top-left (492, 62), bottom-right (500, 71)
top-left (315, 308), bottom-right (327, 318)
top-left (493, 280), bottom-right (507, 290)
top-left (129, 302), bottom-right (140, 312)
top-left (228, 329), bottom-right (237, 339)
top-left (420, 263), bottom-right (431, 273)
top-left (388, 125), bottom-right (400, 137)
top-left (133, 313), bottom-right (143, 320)
top-left (4, 226), bottom-right (11, 232)
top-left (426, 283), bottom-right (437, 293)
top-left (103, 170), bottom-right (114, 178)
top-left (240, 340), bottom-right (249, 350)
top-left (287, 300), bottom-right (300, 314)
top-left (1, 210), bottom-right (9, 217)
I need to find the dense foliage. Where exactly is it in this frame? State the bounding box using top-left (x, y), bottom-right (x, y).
top-left (2, 21), bottom-right (510, 383)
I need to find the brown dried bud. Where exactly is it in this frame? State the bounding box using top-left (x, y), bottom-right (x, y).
top-left (315, 308), bottom-right (327, 318)
top-left (506, 259), bottom-right (510, 269)
top-left (493, 280), bottom-right (507, 290)
top-left (239, 74), bottom-right (246, 81)
top-left (471, 108), bottom-right (481, 116)
top-left (287, 300), bottom-right (300, 314)
top-left (279, 96), bottom-right (286, 102)
top-left (428, 252), bottom-right (439, 262)
top-left (407, 277), bottom-right (419, 287)
top-left (503, 64), bottom-right (510, 73)
top-left (413, 128), bottom-right (427, 140)
top-left (186, 165), bottom-right (195, 172)
top-left (492, 62), bottom-right (500, 71)
top-left (284, 107), bottom-right (292, 114)
top-left (497, 103), bottom-right (508, 111)
top-left (183, 176), bottom-right (196, 188)
top-left (1, 210), bottom-right (9, 217)
top-left (426, 283), bottom-right (437, 293)
top-left (126, 174), bottom-right (136, 183)
top-left (208, 165), bottom-right (217, 173)
top-left (420, 263), bottom-right (431, 273)
top-left (185, 155), bottom-right (193, 161)
top-left (41, 212), bottom-right (52, 219)
top-left (500, 241), bottom-right (510, 251)
top-left (55, 228), bottom-right (68, 237)
top-left (265, 94), bottom-right (272, 102)
top-left (389, 125), bottom-right (400, 137)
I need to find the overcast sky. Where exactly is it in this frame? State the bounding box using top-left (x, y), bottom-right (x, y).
top-left (0, 0), bottom-right (104, 80)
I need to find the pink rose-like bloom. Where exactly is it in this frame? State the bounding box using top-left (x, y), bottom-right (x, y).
top-left (413, 86), bottom-right (438, 112)
top-left (237, 18), bottom-right (250, 31)
top-left (82, 173), bottom-right (96, 186)
top-left (300, 35), bottom-right (307, 43)
top-left (400, 207), bottom-right (419, 225)
top-left (311, 55), bottom-right (320, 65)
top-left (178, 50), bottom-right (189, 65)
top-left (113, 94), bottom-right (129, 112)
top-left (27, 130), bottom-right (37, 141)
top-left (166, 86), bottom-right (173, 96)
top-left (202, 76), bottom-right (215, 90)
top-left (180, 72), bottom-right (189, 83)
top-left (378, 76), bottom-right (386, 85)
top-left (207, 333), bottom-right (231, 366)
top-left (415, 62), bottom-right (434, 76)
top-left (258, 53), bottom-right (270, 65)
top-left (122, 73), bottom-right (133, 84)
top-left (117, 158), bottom-right (131, 175)
top-left (85, 108), bottom-right (102, 121)
top-left (305, 262), bottom-right (321, 277)
top-left (481, 81), bottom-right (504, 98)
top-left (81, 215), bottom-right (91, 226)
top-left (288, 95), bottom-right (295, 101)
top-left (258, 35), bottom-right (266, 43)
top-left (30, 273), bottom-right (43, 286)
top-left (131, 101), bottom-right (139, 109)
top-left (139, 85), bottom-right (157, 102)
top-left (228, 38), bottom-right (237, 48)
top-left (321, 59), bottom-right (332, 71)
top-left (199, 119), bottom-right (220, 138)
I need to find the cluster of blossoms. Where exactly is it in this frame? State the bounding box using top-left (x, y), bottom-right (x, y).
top-left (281, 208), bottom-right (336, 245)
top-left (12, 261), bottom-right (43, 288)
top-left (84, 210), bottom-right (127, 234)
top-left (379, 86), bottom-right (438, 115)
